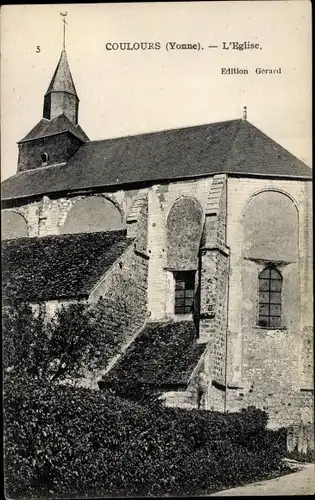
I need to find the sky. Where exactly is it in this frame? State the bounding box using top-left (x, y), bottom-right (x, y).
top-left (1, 1), bottom-right (312, 181)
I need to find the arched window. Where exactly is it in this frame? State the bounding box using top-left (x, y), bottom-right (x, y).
top-left (258, 267), bottom-right (282, 328)
top-left (41, 153), bottom-right (49, 164)
top-left (61, 196), bottom-right (124, 234)
top-left (166, 197), bottom-right (203, 270)
top-left (1, 211), bottom-right (28, 239)
top-left (244, 191), bottom-right (298, 262)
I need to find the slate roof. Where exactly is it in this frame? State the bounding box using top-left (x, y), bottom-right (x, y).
top-left (2, 230), bottom-right (132, 302)
top-left (100, 321), bottom-right (207, 391)
top-left (2, 119), bottom-right (311, 201)
top-left (18, 114), bottom-right (89, 143)
top-left (45, 49), bottom-right (78, 97)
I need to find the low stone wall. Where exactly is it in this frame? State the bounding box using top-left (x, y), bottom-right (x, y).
top-left (286, 424), bottom-right (314, 454)
top-left (227, 387), bottom-right (314, 428)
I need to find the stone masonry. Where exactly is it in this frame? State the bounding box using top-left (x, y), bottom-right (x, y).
top-left (2, 37), bottom-right (312, 428)
top-left (17, 133), bottom-right (83, 172)
top-left (2, 174), bottom-right (313, 427)
top-left (226, 177), bottom-right (313, 428)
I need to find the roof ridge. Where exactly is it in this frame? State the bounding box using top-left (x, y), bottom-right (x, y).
top-left (4, 118), bottom-right (311, 201)
top-left (18, 113), bottom-right (88, 144)
top-left (245, 121), bottom-right (311, 169)
top-left (87, 118), bottom-right (242, 145)
top-left (2, 229), bottom-right (129, 245)
top-left (225, 119), bottom-right (311, 171)
top-left (223, 119), bottom-right (244, 169)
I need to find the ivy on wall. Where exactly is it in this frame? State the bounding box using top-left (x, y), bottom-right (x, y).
top-left (3, 298), bottom-right (134, 384)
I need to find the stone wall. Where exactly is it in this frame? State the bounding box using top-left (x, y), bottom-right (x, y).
top-left (199, 175), bottom-right (229, 401)
top-left (226, 177), bottom-right (313, 427)
top-left (166, 196), bottom-right (203, 270)
top-left (200, 249), bottom-right (229, 385)
top-left (161, 175), bottom-right (230, 412)
top-left (8, 190), bottom-right (150, 389)
top-left (84, 245), bottom-right (149, 388)
top-left (2, 174), bottom-right (312, 422)
top-left (300, 182), bottom-right (313, 390)
top-left (31, 219), bottom-right (149, 389)
top-left (226, 384), bottom-right (314, 429)
top-left (147, 178), bottom-right (211, 321)
top-left (60, 196), bottom-right (124, 234)
top-left (243, 190), bottom-right (299, 262)
top-left (127, 194), bottom-right (149, 255)
top-left (286, 423), bottom-right (315, 454)
top-left (80, 195), bottom-right (149, 388)
top-left (3, 177), bottom-right (211, 325)
top-left (300, 182), bottom-right (313, 329)
top-left (17, 132), bottom-right (83, 172)
top-left (160, 389), bottom-right (197, 409)
top-left (2, 188), bottom-right (145, 238)
top-left (2, 210), bottom-right (28, 239)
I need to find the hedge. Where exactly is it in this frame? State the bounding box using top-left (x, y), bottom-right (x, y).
top-left (4, 375), bottom-right (288, 499)
top-left (285, 448), bottom-right (315, 463)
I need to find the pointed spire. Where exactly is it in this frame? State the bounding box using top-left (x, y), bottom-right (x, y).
top-left (45, 13), bottom-right (76, 97)
top-left (45, 50), bottom-right (78, 97)
top-left (43, 14), bottom-right (79, 125)
top-left (242, 106), bottom-right (247, 121)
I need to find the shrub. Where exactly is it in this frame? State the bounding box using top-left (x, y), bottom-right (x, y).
top-left (285, 447), bottom-right (315, 463)
top-left (2, 300), bottom-right (129, 384)
top-left (3, 302), bottom-right (46, 378)
top-left (4, 376), bottom-right (288, 499)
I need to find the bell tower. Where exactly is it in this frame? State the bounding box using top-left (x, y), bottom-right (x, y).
top-left (43, 49), bottom-right (79, 125)
top-left (17, 13), bottom-right (88, 173)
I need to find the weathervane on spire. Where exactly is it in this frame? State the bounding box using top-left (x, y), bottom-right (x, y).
top-left (60, 12), bottom-right (68, 50)
top-left (242, 106), bottom-right (247, 121)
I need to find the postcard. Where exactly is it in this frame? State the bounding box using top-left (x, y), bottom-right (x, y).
top-left (1, 2), bottom-right (313, 498)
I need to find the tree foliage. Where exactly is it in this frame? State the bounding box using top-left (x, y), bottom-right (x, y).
top-left (3, 301), bottom-right (290, 499)
top-left (3, 299), bottom-right (126, 384)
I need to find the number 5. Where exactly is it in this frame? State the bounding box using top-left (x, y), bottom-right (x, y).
top-left (36, 46), bottom-right (41, 53)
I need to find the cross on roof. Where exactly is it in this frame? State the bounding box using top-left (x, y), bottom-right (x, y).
top-left (60, 12), bottom-right (68, 50)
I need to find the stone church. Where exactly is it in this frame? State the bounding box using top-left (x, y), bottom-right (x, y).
top-left (2, 46), bottom-right (313, 428)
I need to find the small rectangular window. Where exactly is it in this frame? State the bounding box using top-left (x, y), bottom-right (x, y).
top-left (174, 271), bottom-right (195, 315)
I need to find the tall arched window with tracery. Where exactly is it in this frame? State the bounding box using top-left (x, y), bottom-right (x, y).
top-left (258, 267), bottom-right (283, 328)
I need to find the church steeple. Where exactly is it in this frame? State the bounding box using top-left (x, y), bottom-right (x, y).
top-left (43, 13), bottom-right (79, 124)
top-left (16, 14), bottom-right (88, 173)
top-left (43, 49), bottom-right (79, 124)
